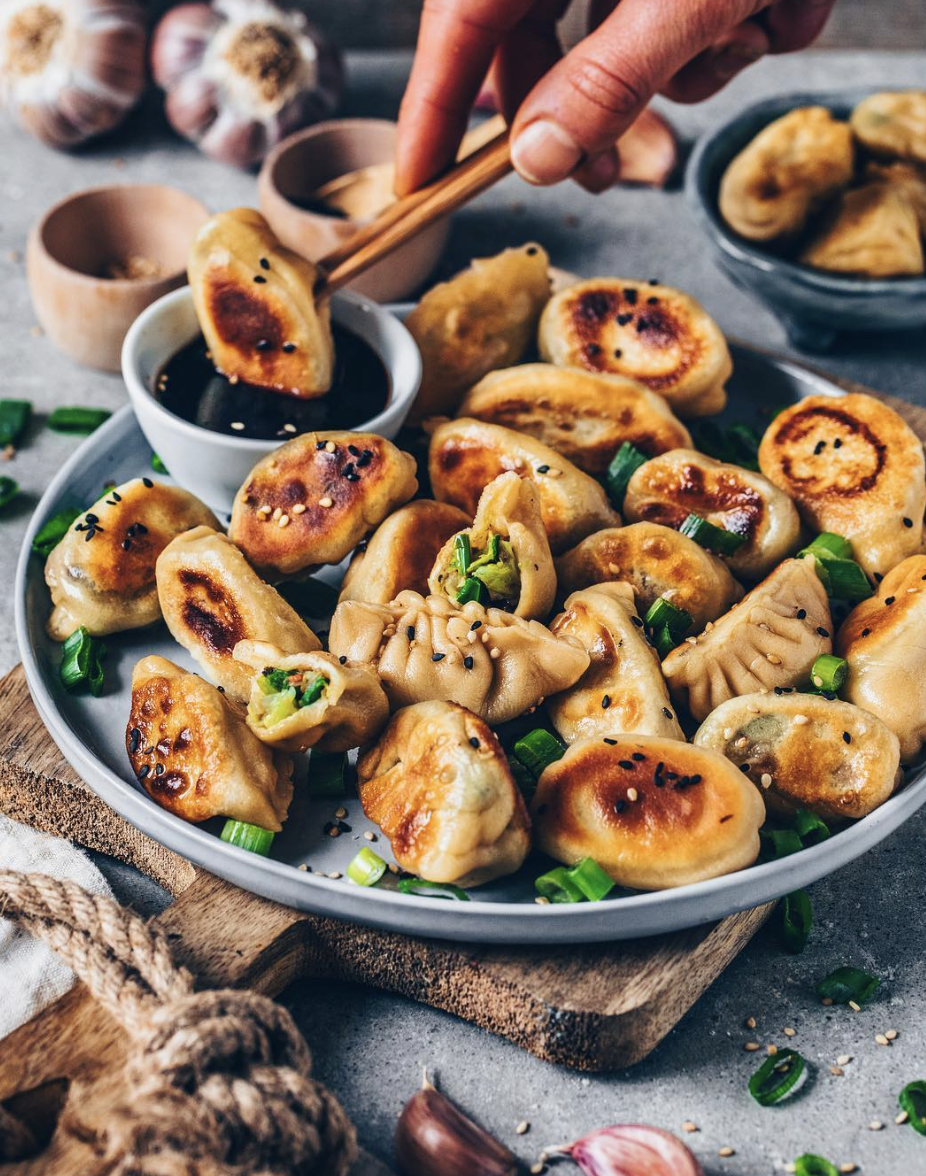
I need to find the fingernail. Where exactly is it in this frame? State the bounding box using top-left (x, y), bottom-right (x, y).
top-left (511, 119), bottom-right (583, 185)
top-left (711, 43), bottom-right (763, 80)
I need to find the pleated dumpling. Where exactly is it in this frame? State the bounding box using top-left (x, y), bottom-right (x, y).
top-left (694, 692), bottom-right (901, 821)
top-left (837, 554), bottom-right (926, 762)
top-left (127, 655), bottom-right (293, 831)
top-left (623, 449), bottom-right (801, 579)
top-left (428, 472), bottom-right (555, 620)
top-left (758, 393), bottom-right (926, 580)
top-left (429, 418), bottom-right (619, 554)
top-left (866, 160), bottom-right (926, 233)
top-left (851, 90), bottom-right (926, 164)
top-left (547, 583), bottom-right (684, 743)
top-left (554, 522), bottom-right (742, 630)
top-left (327, 589), bottom-right (589, 726)
top-left (457, 364), bottom-right (692, 477)
top-left (156, 526), bottom-right (320, 701)
top-left (357, 701), bottom-right (530, 887)
top-left (537, 278), bottom-right (732, 417)
top-left (800, 183), bottom-right (924, 278)
top-left (530, 735), bottom-right (765, 890)
top-left (45, 478), bottom-right (219, 640)
top-left (661, 556), bottom-right (833, 722)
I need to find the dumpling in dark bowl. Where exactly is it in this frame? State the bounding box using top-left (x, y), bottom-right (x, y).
top-left (800, 182), bottom-right (924, 278)
top-left (851, 90), bottom-right (926, 164)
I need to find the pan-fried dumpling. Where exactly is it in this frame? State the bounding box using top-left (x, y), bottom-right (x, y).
top-left (623, 449), bottom-right (801, 579)
top-left (428, 473), bottom-right (555, 620)
top-left (837, 554), bottom-right (926, 762)
top-left (156, 526), bottom-right (320, 701)
top-left (661, 556), bottom-right (833, 722)
top-left (229, 430), bottom-right (418, 579)
top-left (758, 393), bottom-right (926, 580)
top-left (233, 640), bottom-right (388, 754)
top-left (866, 161), bottom-right (926, 233)
top-left (547, 583), bottom-right (684, 743)
top-left (127, 655), bottom-right (293, 830)
top-left (405, 243), bottom-right (551, 423)
top-left (694, 692), bottom-right (901, 821)
top-left (328, 589), bottom-right (589, 725)
top-left (800, 183), bottom-right (924, 278)
top-left (554, 522), bottom-right (742, 630)
top-left (718, 106), bottom-right (854, 241)
top-left (531, 735), bottom-right (764, 889)
top-left (188, 208), bottom-right (333, 398)
top-left (851, 90), bottom-right (926, 163)
top-left (339, 500), bottom-right (470, 605)
top-left (357, 701), bottom-right (530, 886)
top-left (537, 278), bottom-right (732, 417)
top-left (457, 364), bottom-right (692, 477)
top-left (45, 478), bottom-right (218, 640)
top-left (429, 418), bottom-right (619, 554)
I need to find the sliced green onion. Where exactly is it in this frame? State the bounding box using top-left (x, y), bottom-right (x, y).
top-left (781, 890), bottom-right (813, 954)
top-left (347, 846), bottom-right (387, 887)
top-left (0, 476), bottom-right (19, 511)
top-left (794, 1155), bottom-right (838, 1176)
top-left (823, 558), bottom-right (873, 603)
top-left (761, 829), bottom-right (804, 859)
top-left (151, 452), bottom-right (169, 475)
top-left (32, 506), bottom-right (82, 558)
top-left (606, 441), bottom-right (649, 507)
top-left (815, 965), bottom-right (879, 1006)
top-left (456, 576), bottom-right (490, 606)
top-left (59, 626), bottom-right (106, 697)
top-left (794, 808), bottom-right (830, 846)
top-left (508, 755), bottom-right (537, 800)
top-left (278, 576), bottom-right (340, 617)
top-left (799, 532), bottom-right (853, 562)
top-left (309, 751), bottom-right (347, 796)
top-left (220, 820), bottom-right (274, 855)
top-left (454, 532), bottom-right (471, 577)
top-left (727, 422), bottom-right (762, 471)
top-left (0, 399), bottom-right (32, 446)
top-left (513, 728), bottom-right (566, 779)
top-left (644, 596), bottom-right (692, 636)
top-left (679, 512), bottom-right (747, 555)
top-left (898, 1081), bottom-right (926, 1136)
top-left (535, 866), bottom-right (585, 904)
top-left (652, 623), bottom-right (678, 661)
top-left (568, 857), bottom-right (615, 902)
top-left (397, 877), bottom-right (470, 901)
top-left (810, 654), bottom-right (847, 694)
top-left (748, 1048), bottom-right (806, 1106)
top-left (47, 407), bottom-right (112, 434)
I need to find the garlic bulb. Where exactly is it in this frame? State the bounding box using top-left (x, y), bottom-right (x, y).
top-left (151, 0), bottom-right (342, 169)
top-left (0, 0), bottom-right (148, 149)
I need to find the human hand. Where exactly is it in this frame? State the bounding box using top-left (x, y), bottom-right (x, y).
top-left (395, 0), bottom-right (836, 195)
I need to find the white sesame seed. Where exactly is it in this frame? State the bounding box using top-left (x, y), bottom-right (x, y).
top-left (747, 704), bottom-right (760, 714)
top-left (319, 496), bottom-right (333, 508)
top-left (705, 620), bottom-right (714, 631)
top-left (735, 736), bottom-right (749, 748)
top-left (767, 1043), bottom-right (778, 1056)
top-left (744, 1041), bottom-right (761, 1052)
top-left (830, 1066), bottom-right (844, 1076)
top-left (793, 714), bottom-right (809, 725)
top-left (896, 1111), bottom-right (910, 1125)
top-left (327, 871), bottom-right (342, 880)
top-left (745, 1016), bottom-right (757, 1029)
top-left (849, 1000), bottom-right (861, 1012)
top-left (230, 420), bottom-right (245, 430)
top-left (535, 896), bottom-right (550, 906)
top-left (627, 787), bottom-right (638, 802)
top-left (490, 647), bottom-right (501, 659)
top-left (766, 653), bottom-right (782, 665)
top-left (334, 806), bottom-right (347, 819)
top-left (515, 1121), bottom-right (530, 1135)
top-left (886, 1028), bottom-right (899, 1040)
top-left (292, 503), bottom-right (306, 514)
top-left (530, 1164), bottom-right (546, 1175)
top-left (228, 374), bottom-right (239, 385)
top-left (718, 1147), bottom-right (735, 1158)
top-left (283, 423), bottom-right (297, 433)
top-left (682, 1121), bottom-right (698, 1133)
top-left (272, 506), bottom-right (282, 520)
top-left (297, 862), bottom-right (308, 871)
top-left (761, 773), bottom-right (773, 788)
top-left (328, 826), bottom-right (340, 838)
top-left (869, 1120), bottom-right (884, 1131)
top-left (278, 514), bottom-right (290, 527)
top-left (783, 1027), bottom-right (796, 1037)
top-left (608, 562), bottom-right (621, 575)
top-left (837, 1055), bottom-right (852, 1066)
top-left (839, 1165), bottom-right (857, 1174)
top-left (546, 467), bottom-right (562, 478)
top-left (257, 504), bottom-right (272, 514)
top-left (325, 441), bottom-right (336, 452)
top-left (875, 1033), bottom-right (889, 1046)
top-left (785, 1165), bottom-right (796, 1174)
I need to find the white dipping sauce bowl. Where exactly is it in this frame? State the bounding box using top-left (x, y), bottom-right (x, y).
top-left (122, 286), bottom-right (422, 513)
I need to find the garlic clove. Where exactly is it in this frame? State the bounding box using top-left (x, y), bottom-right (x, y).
top-left (553, 1124), bottom-right (704, 1176)
top-left (395, 1082), bottom-right (520, 1176)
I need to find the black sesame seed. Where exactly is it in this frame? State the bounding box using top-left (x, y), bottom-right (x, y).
top-left (74, 523), bottom-right (87, 531)
top-left (316, 440), bottom-right (326, 449)
top-left (614, 799), bottom-right (626, 813)
top-left (604, 737), bottom-right (617, 745)
top-left (253, 274), bottom-right (266, 283)
top-left (662, 707), bottom-right (673, 720)
top-left (469, 737), bottom-right (480, 748)
top-left (282, 342), bottom-right (296, 353)
top-left (885, 596), bottom-right (895, 606)
top-left (346, 472), bottom-right (359, 482)
top-left (904, 517), bottom-right (914, 528)
top-left (133, 522), bottom-right (148, 534)
top-left (105, 500), bottom-right (117, 507)
top-left (843, 731), bottom-right (851, 744)
top-left (432, 652), bottom-right (445, 662)
top-left (84, 529), bottom-right (95, 541)
top-left (613, 348), bottom-right (623, 359)
top-left (337, 821), bottom-right (352, 833)
top-left (85, 513), bottom-right (98, 524)
top-left (740, 763), bottom-right (750, 773)
top-left (341, 462), bottom-right (355, 477)
top-left (256, 338), bottom-right (271, 352)
top-left (155, 763), bottom-right (164, 776)
top-left (587, 343), bottom-right (601, 356)
top-left (112, 491), bottom-right (121, 502)
top-left (874, 572), bottom-right (883, 582)
top-left (814, 440), bottom-right (826, 455)
top-left (122, 539), bottom-right (132, 550)
top-left (470, 621), bottom-right (482, 631)
top-left (602, 695), bottom-right (611, 709)
top-left (623, 288), bottom-right (638, 305)
top-left (142, 477), bottom-right (153, 488)
top-left (616, 313), bottom-right (633, 326)
top-left (526, 245), bottom-right (538, 256)
top-left (356, 452), bottom-right (371, 467)
top-left (631, 615), bottom-right (643, 628)
top-left (338, 655), bottom-right (347, 664)
top-left (647, 296), bottom-right (659, 305)
top-left (129, 728), bottom-right (140, 753)
top-left (649, 278), bottom-right (659, 285)
top-left (774, 686), bottom-right (783, 695)
top-left (833, 438), bottom-right (842, 449)
top-left (348, 444), bottom-right (360, 456)
top-left (666, 771), bottom-right (678, 780)
top-left (635, 317), bottom-right (652, 333)
top-left (817, 626), bottom-right (830, 637)
top-left (537, 464), bottom-right (550, 474)
top-left (464, 656), bottom-right (474, 669)
top-left (797, 608), bottom-right (807, 620)
top-left (689, 774), bottom-right (702, 785)
top-left (217, 686), bottom-right (225, 693)
top-left (632, 752), bottom-right (645, 761)
top-left (406, 625), bottom-right (415, 640)
top-left (861, 627), bottom-right (871, 636)
top-left (259, 257), bottom-right (270, 270)
top-left (618, 760), bottom-right (634, 770)
top-left (138, 765), bottom-right (149, 778)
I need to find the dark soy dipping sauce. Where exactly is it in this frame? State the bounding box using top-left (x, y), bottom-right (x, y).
top-left (156, 324), bottom-right (390, 440)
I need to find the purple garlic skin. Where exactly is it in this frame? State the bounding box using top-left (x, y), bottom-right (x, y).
top-left (564, 1124), bottom-right (704, 1176)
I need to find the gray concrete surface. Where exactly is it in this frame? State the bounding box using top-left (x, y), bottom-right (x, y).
top-left (2, 48), bottom-right (925, 1176)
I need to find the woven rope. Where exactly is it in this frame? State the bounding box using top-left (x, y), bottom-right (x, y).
top-left (0, 870), bottom-right (356, 1175)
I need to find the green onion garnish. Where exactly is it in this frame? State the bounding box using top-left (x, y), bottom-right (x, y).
top-left (309, 751), bottom-right (347, 796)
top-left (535, 866), bottom-right (586, 904)
top-left (151, 452), bottom-right (169, 475)
top-left (512, 728), bottom-right (566, 779)
top-left (397, 877), bottom-right (470, 901)
top-left (781, 889), bottom-right (813, 954)
top-left (347, 846), bottom-right (387, 887)
top-left (689, 419), bottom-right (761, 470)
top-left (822, 558), bottom-right (873, 602)
top-left (508, 755), bottom-right (537, 800)
top-left (59, 626), bottom-right (106, 697)
top-left (454, 532), bottom-right (471, 577)
top-left (815, 965), bottom-right (879, 1006)
top-left (799, 532), bottom-right (853, 562)
top-left (794, 1155), bottom-right (838, 1176)
top-left (0, 399), bottom-right (32, 446)
top-left (220, 820), bottom-right (274, 855)
top-left (606, 441), bottom-right (648, 507)
top-left (32, 506), bottom-right (82, 558)
top-left (0, 476), bottom-right (20, 511)
top-left (456, 576), bottom-right (489, 606)
top-left (898, 1081), bottom-right (926, 1136)
top-left (278, 576), bottom-right (340, 618)
top-left (793, 808), bottom-right (830, 846)
top-left (47, 407), bottom-right (112, 434)
top-left (761, 829), bottom-right (804, 859)
top-left (679, 512), bottom-right (747, 556)
top-left (748, 1048), bottom-right (806, 1106)
top-left (810, 654), bottom-right (847, 694)
top-left (567, 857), bottom-right (615, 902)
top-left (727, 422), bottom-right (762, 471)
top-left (644, 596), bottom-right (692, 656)
top-left (651, 623), bottom-right (677, 660)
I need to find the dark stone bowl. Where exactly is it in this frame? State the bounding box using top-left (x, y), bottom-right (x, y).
top-left (685, 89), bottom-right (926, 352)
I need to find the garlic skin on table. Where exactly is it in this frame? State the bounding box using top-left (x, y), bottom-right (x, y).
top-left (0, 0), bottom-right (147, 148)
top-left (151, 0), bottom-right (342, 169)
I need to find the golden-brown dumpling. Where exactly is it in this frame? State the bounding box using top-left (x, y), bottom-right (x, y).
top-left (694, 692), bottom-right (901, 821)
top-left (156, 526), bottom-right (320, 701)
top-left (851, 90), bottom-right (926, 163)
top-left (457, 364), bottom-right (692, 476)
top-left (758, 393), bottom-right (926, 580)
top-left (233, 640), bottom-right (388, 754)
top-left (338, 500), bottom-right (470, 605)
top-left (188, 208), bottom-right (333, 398)
top-left (661, 557), bottom-right (833, 722)
top-left (623, 449), bottom-right (801, 579)
top-left (357, 701), bottom-right (530, 887)
top-left (800, 183), bottom-right (924, 278)
top-left (328, 589), bottom-right (589, 725)
top-left (229, 430), bottom-right (418, 579)
top-left (127, 655), bottom-right (293, 831)
top-left (538, 278), bottom-right (731, 418)
top-left (405, 243), bottom-right (551, 423)
top-left (428, 418), bottom-right (619, 554)
top-left (45, 478), bottom-right (218, 640)
top-left (554, 522), bottom-right (742, 630)
top-left (837, 554), bottom-right (926, 762)
top-left (428, 473), bottom-right (555, 620)
top-left (718, 106), bottom-right (854, 241)
top-left (867, 160), bottom-right (926, 233)
top-left (531, 735), bottom-right (765, 889)
top-left (547, 583), bottom-right (684, 743)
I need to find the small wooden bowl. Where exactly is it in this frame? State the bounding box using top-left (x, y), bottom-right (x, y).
top-left (27, 184), bottom-right (210, 372)
top-left (258, 118), bottom-right (450, 302)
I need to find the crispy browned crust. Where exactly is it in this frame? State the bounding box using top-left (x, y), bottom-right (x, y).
top-left (851, 90), bottom-right (926, 164)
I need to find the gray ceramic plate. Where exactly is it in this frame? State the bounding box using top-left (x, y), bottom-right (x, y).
top-left (16, 345), bottom-right (926, 943)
